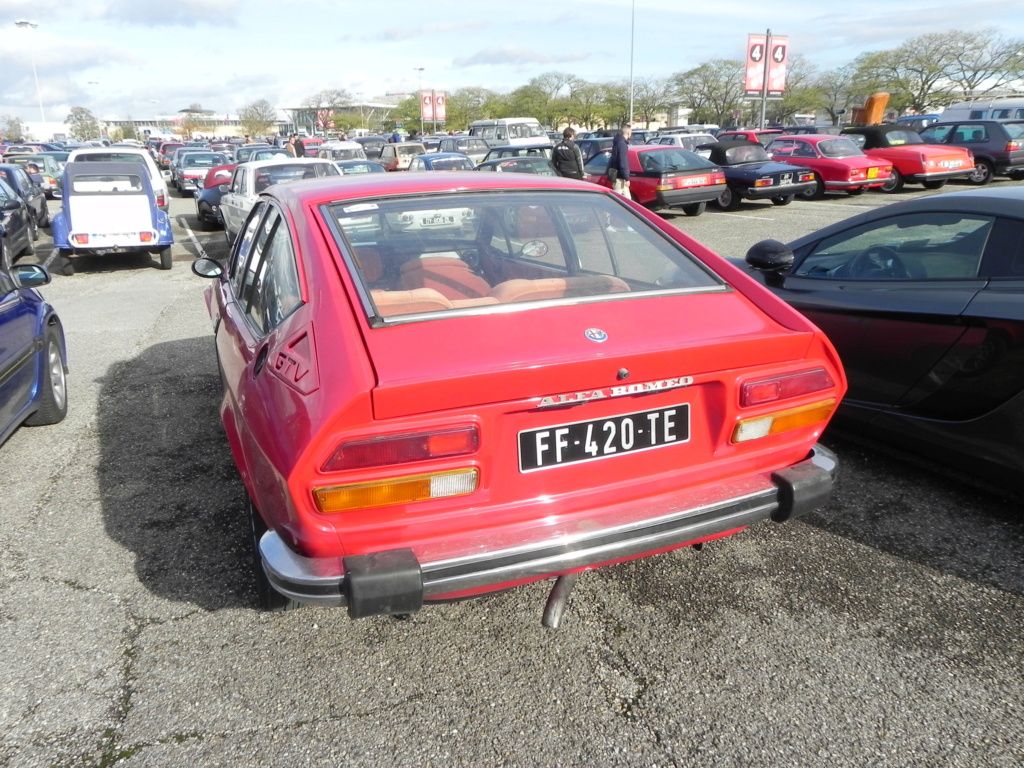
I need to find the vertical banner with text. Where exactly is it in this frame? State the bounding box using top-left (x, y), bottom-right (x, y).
top-left (745, 34), bottom-right (788, 97)
top-left (420, 92), bottom-right (434, 122)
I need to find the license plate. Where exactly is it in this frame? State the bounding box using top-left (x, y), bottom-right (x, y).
top-left (518, 404), bottom-right (690, 472)
top-left (680, 176), bottom-right (708, 187)
top-left (779, 173), bottom-right (792, 185)
top-left (867, 167), bottom-right (878, 179)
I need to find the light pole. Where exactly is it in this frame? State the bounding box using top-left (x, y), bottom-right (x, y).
top-left (413, 67), bottom-right (425, 135)
top-left (14, 20), bottom-right (45, 125)
top-left (628, 0), bottom-right (635, 125)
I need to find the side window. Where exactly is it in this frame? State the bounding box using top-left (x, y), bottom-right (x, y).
top-left (794, 213), bottom-right (992, 280)
top-left (920, 125), bottom-right (952, 143)
top-left (229, 201), bottom-right (268, 294)
top-left (956, 124), bottom-right (988, 143)
top-left (968, 110), bottom-right (987, 119)
top-left (243, 210), bottom-right (303, 333)
top-left (231, 168), bottom-right (247, 194)
top-left (16, 169), bottom-right (31, 188)
top-left (979, 217), bottom-right (1024, 279)
top-left (0, 179), bottom-right (12, 200)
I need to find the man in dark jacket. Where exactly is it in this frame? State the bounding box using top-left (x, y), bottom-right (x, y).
top-left (551, 127), bottom-right (585, 179)
top-left (608, 123), bottom-right (632, 196)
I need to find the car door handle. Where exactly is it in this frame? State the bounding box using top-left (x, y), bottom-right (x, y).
top-left (253, 344), bottom-right (269, 378)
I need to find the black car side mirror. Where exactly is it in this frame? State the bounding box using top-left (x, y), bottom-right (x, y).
top-left (745, 239), bottom-right (794, 272)
top-left (3, 198), bottom-right (21, 211)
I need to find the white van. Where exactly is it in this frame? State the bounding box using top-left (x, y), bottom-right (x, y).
top-left (468, 118), bottom-right (550, 147)
top-left (938, 95), bottom-right (1024, 123)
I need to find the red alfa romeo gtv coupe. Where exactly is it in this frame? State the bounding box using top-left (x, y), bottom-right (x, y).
top-left (193, 172), bottom-right (846, 625)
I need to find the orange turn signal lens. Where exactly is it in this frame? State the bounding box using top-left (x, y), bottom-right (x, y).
top-left (732, 399), bottom-right (837, 443)
top-left (313, 468), bottom-right (479, 513)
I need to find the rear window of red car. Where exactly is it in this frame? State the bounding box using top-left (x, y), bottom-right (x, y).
top-left (327, 190), bottom-right (723, 321)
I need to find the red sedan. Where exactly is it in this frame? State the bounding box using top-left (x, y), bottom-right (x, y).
top-left (584, 145), bottom-right (726, 216)
top-left (192, 172), bottom-right (846, 623)
top-left (841, 125), bottom-right (975, 192)
top-left (765, 134), bottom-right (893, 198)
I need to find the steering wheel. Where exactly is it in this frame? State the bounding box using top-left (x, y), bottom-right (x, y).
top-left (846, 245), bottom-right (910, 279)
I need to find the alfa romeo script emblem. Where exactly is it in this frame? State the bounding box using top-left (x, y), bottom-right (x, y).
top-left (584, 328), bottom-right (608, 342)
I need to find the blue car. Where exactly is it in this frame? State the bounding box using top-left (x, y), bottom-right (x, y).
top-left (0, 262), bottom-right (68, 447)
top-left (52, 161), bottom-right (174, 273)
top-left (698, 140), bottom-right (818, 210)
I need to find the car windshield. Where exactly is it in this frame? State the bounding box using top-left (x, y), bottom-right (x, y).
top-left (398, 145), bottom-right (425, 157)
top-left (337, 162), bottom-right (384, 175)
top-left (327, 190), bottom-right (722, 321)
top-left (427, 157), bottom-right (475, 171)
top-left (817, 139), bottom-right (863, 158)
top-left (323, 148), bottom-right (365, 160)
top-left (723, 145), bottom-right (770, 163)
top-left (881, 130), bottom-right (924, 146)
top-left (251, 149), bottom-right (290, 160)
top-left (183, 153), bottom-right (228, 167)
top-left (74, 153), bottom-right (148, 165)
top-left (70, 173), bottom-right (144, 194)
top-left (252, 163), bottom-right (339, 191)
top-left (638, 149), bottom-right (713, 172)
top-left (480, 158), bottom-right (556, 175)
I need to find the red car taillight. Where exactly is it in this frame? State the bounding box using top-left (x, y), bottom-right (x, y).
top-left (741, 368), bottom-right (835, 407)
top-left (156, 193), bottom-right (165, 207)
top-left (1007, 141), bottom-right (1021, 151)
top-left (73, 234), bottom-right (89, 245)
top-left (322, 426), bottom-right (479, 471)
top-left (140, 232), bottom-right (153, 243)
top-left (848, 168), bottom-right (867, 181)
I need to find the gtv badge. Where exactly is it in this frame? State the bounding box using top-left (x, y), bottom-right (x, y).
top-left (584, 328), bottom-right (608, 343)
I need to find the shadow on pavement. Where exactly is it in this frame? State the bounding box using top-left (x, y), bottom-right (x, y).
top-left (98, 335), bottom-right (254, 610)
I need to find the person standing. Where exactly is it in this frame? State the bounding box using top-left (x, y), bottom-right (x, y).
top-left (551, 127), bottom-right (585, 180)
top-left (284, 136), bottom-right (298, 157)
top-left (607, 122), bottom-right (632, 196)
top-left (293, 135), bottom-right (305, 157)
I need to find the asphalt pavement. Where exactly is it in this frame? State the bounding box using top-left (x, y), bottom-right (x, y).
top-left (2, 180), bottom-right (1022, 767)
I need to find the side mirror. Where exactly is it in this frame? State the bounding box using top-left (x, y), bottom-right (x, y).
top-left (191, 256), bottom-right (224, 279)
top-left (3, 198), bottom-right (21, 211)
top-left (218, 183), bottom-right (230, 194)
top-left (12, 263), bottom-right (51, 287)
top-left (745, 239), bottom-right (795, 272)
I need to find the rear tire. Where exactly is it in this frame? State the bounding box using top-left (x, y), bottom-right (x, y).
top-left (681, 201), bottom-right (706, 217)
top-left (967, 159), bottom-right (993, 185)
top-left (248, 496), bottom-right (302, 612)
top-left (57, 248), bottom-right (75, 276)
top-left (922, 179), bottom-right (947, 190)
top-left (800, 175), bottom-right (825, 200)
top-left (158, 247), bottom-right (172, 270)
top-left (715, 187), bottom-right (741, 211)
top-left (37, 204), bottom-right (49, 228)
top-left (881, 168), bottom-right (904, 193)
top-left (771, 194), bottom-right (794, 206)
top-left (25, 327), bottom-right (68, 426)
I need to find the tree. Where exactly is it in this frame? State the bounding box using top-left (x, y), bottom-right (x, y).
top-left (300, 88), bottom-right (351, 134)
top-left (764, 55), bottom-right (826, 124)
top-left (944, 29), bottom-right (1024, 96)
top-left (444, 87), bottom-right (497, 130)
top-left (853, 34), bottom-right (963, 114)
top-left (1, 114), bottom-right (27, 142)
top-left (813, 65), bottom-right (861, 124)
top-left (65, 106), bottom-right (100, 141)
top-left (239, 99), bottom-right (278, 137)
top-left (671, 60), bottom-right (747, 126)
top-left (631, 77), bottom-right (675, 128)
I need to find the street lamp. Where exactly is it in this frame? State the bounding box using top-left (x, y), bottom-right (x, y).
top-left (14, 20), bottom-right (45, 124)
top-left (628, 0), bottom-right (635, 124)
top-left (413, 67), bottom-right (425, 134)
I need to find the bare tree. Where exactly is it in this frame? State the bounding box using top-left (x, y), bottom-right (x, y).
top-left (239, 99), bottom-right (278, 137)
top-left (670, 60), bottom-right (747, 126)
top-left (944, 29), bottom-right (1024, 95)
top-left (631, 77), bottom-right (674, 128)
top-left (853, 33), bottom-right (963, 114)
top-left (1, 115), bottom-right (27, 142)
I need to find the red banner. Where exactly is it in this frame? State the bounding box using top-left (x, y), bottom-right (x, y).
top-left (421, 92), bottom-right (433, 121)
top-left (421, 92), bottom-right (447, 122)
top-left (434, 92), bottom-right (446, 122)
top-left (745, 34), bottom-right (788, 97)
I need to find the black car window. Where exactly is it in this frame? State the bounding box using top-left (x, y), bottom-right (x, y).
top-left (0, 179), bottom-right (13, 200)
top-left (229, 201), bottom-right (267, 294)
top-left (954, 124), bottom-right (988, 143)
top-left (795, 212), bottom-right (992, 280)
top-left (243, 210), bottom-right (302, 333)
top-left (978, 217), bottom-right (1024, 279)
top-left (920, 125), bottom-right (953, 143)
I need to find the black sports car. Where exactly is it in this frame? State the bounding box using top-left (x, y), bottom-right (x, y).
top-left (698, 140), bottom-right (817, 210)
top-left (736, 186), bottom-right (1024, 495)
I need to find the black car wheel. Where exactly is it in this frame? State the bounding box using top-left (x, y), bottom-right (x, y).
top-left (799, 175), bottom-right (825, 200)
top-left (881, 168), bottom-right (904, 193)
top-left (922, 179), bottom-right (947, 190)
top-left (57, 248), bottom-right (75, 276)
top-left (28, 214), bottom-right (39, 242)
top-left (158, 247), bottom-right (172, 270)
top-left (771, 194), bottom-right (794, 206)
top-left (715, 187), bottom-right (741, 211)
top-left (846, 187), bottom-right (866, 196)
top-left (25, 327), bottom-right (68, 426)
top-left (37, 203), bottom-right (49, 228)
top-left (247, 495), bottom-right (301, 612)
top-left (967, 160), bottom-right (993, 185)
top-left (681, 201), bottom-right (706, 217)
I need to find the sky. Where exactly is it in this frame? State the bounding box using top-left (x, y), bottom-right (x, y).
top-left (2, 0), bottom-right (1024, 128)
